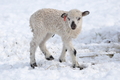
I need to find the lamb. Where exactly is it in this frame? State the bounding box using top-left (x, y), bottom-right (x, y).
top-left (29, 8), bottom-right (89, 69)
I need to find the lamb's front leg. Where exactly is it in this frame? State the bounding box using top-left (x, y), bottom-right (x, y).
top-left (63, 39), bottom-right (83, 70)
top-left (70, 49), bottom-right (83, 70)
top-left (59, 44), bottom-right (67, 62)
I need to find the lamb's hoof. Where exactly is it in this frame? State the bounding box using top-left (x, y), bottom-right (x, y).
top-left (31, 62), bottom-right (37, 69)
top-left (73, 64), bottom-right (84, 70)
top-left (46, 55), bottom-right (54, 60)
top-left (59, 59), bottom-right (62, 63)
top-left (77, 66), bottom-right (84, 70)
top-left (59, 59), bottom-right (65, 63)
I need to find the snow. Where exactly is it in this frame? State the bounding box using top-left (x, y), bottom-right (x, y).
top-left (0, 0), bottom-right (120, 80)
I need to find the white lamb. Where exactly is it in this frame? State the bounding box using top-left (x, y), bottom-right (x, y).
top-left (29, 8), bottom-right (89, 69)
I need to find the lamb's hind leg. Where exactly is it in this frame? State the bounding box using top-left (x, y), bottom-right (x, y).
top-left (30, 36), bottom-right (40, 68)
top-left (39, 33), bottom-right (54, 60)
top-left (30, 33), bottom-right (46, 68)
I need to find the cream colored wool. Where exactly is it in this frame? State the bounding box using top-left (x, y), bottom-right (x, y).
top-left (29, 8), bottom-right (89, 68)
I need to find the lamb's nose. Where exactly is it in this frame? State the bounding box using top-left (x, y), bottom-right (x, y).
top-left (71, 21), bottom-right (76, 30)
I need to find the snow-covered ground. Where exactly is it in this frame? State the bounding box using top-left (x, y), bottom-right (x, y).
top-left (0, 0), bottom-right (120, 80)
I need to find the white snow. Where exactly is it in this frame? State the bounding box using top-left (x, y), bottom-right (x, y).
top-left (0, 0), bottom-right (120, 80)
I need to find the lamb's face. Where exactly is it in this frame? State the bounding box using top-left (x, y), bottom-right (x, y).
top-left (61, 9), bottom-right (90, 30)
top-left (67, 10), bottom-right (83, 30)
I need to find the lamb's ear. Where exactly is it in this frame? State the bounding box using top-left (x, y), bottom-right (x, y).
top-left (61, 13), bottom-right (68, 18)
top-left (82, 11), bottom-right (90, 16)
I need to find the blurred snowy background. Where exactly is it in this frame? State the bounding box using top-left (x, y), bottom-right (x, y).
top-left (0, 0), bottom-right (120, 80)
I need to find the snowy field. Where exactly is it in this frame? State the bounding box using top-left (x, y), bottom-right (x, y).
top-left (0, 0), bottom-right (120, 80)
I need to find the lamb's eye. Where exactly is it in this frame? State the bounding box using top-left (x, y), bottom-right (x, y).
top-left (67, 17), bottom-right (70, 21)
top-left (77, 17), bottom-right (80, 21)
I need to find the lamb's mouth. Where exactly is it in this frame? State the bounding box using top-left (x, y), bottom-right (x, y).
top-left (71, 26), bottom-right (76, 30)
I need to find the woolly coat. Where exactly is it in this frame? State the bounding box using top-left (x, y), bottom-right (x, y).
top-left (30, 8), bottom-right (82, 40)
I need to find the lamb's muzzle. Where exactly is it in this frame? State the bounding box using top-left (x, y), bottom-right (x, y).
top-left (71, 21), bottom-right (76, 30)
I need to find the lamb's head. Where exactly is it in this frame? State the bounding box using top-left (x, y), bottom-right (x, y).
top-left (61, 9), bottom-right (89, 30)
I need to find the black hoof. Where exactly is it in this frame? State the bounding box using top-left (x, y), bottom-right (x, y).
top-left (78, 66), bottom-right (84, 70)
top-left (73, 64), bottom-right (76, 68)
top-left (59, 59), bottom-right (62, 63)
top-left (30, 62), bottom-right (37, 69)
top-left (46, 55), bottom-right (54, 60)
top-left (73, 64), bottom-right (84, 70)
